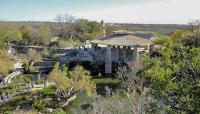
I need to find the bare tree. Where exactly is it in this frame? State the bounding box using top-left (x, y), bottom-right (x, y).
top-left (185, 20), bottom-right (200, 46)
top-left (72, 60), bottom-right (159, 114)
top-left (116, 60), bottom-right (142, 92)
top-left (55, 13), bottom-right (76, 39)
top-left (188, 19), bottom-right (200, 34)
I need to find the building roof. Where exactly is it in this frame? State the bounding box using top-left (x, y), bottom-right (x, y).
top-left (91, 34), bottom-right (153, 46)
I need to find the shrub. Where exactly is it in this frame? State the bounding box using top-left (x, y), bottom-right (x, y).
top-left (33, 99), bottom-right (46, 111)
top-left (40, 87), bottom-right (55, 96)
top-left (52, 54), bottom-right (60, 59)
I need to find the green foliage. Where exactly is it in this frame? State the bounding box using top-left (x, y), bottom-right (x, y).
top-left (0, 22), bottom-right (22, 47)
top-left (143, 62), bottom-right (174, 96)
top-left (33, 99), bottom-right (47, 111)
top-left (40, 49), bottom-right (50, 57)
top-left (4, 111), bottom-right (12, 114)
top-left (57, 39), bottom-right (81, 48)
top-left (48, 64), bottom-right (96, 98)
top-left (51, 108), bottom-right (66, 114)
top-left (145, 101), bottom-right (160, 114)
top-left (26, 49), bottom-right (43, 62)
top-left (75, 19), bottom-right (104, 42)
top-left (92, 78), bottom-right (121, 85)
top-left (0, 22), bottom-right (53, 47)
top-left (40, 87), bottom-right (56, 96)
top-left (22, 49), bottom-right (43, 73)
top-left (52, 54), bottom-right (60, 59)
top-left (0, 20), bottom-right (102, 47)
top-left (69, 66), bottom-right (96, 96)
top-left (21, 25), bottom-right (52, 45)
top-left (0, 49), bottom-right (15, 76)
top-left (37, 26), bottom-right (52, 45)
top-left (3, 23), bottom-right (53, 46)
top-left (48, 63), bottom-right (71, 90)
top-left (154, 36), bottom-right (173, 47)
top-left (20, 24), bottom-right (33, 43)
top-left (170, 29), bottom-right (187, 42)
top-left (141, 30), bottom-right (200, 113)
top-left (28, 65), bottom-right (38, 72)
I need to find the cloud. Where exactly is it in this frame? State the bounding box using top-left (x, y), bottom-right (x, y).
top-left (73, 0), bottom-right (200, 24)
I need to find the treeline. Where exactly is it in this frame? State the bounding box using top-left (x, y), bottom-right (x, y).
top-left (106, 23), bottom-right (187, 35)
top-left (54, 14), bottom-right (104, 42)
top-left (0, 22), bottom-right (52, 46)
top-left (0, 15), bottom-right (104, 47)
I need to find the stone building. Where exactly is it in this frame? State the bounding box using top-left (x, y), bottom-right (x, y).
top-left (60, 30), bottom-right (154, 74)
top-left (90, 31), bottom-right (154, 74)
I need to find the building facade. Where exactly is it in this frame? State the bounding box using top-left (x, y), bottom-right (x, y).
top-left (60, 31), bottom-right (155, 74)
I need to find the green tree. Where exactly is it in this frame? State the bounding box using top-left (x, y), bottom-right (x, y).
top-left (140, 29), bottom-right (200, 113)
top-left (38, 26), bottom-right (52, 45)
top-left (48, 63), bottom-right (95, 101)
top-left (74, 19), bottom-right (104, 42)
top-left (33, 99), bottom-right (47, 111)
top-left (20, 24), bottom-right (33, 43)
top-left (48, 63), bottom-right (71, 91)
top-left (69, 66), bottom-right (96, 96)
top-left (0, 22), bottom-right (22, 47)
top-left (21, 25), bottom-right (52, 45)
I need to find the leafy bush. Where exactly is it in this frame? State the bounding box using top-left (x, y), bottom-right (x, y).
top-left (41, 49), bottom-right (50, 57)
top-left (29, 65), bottom-right (38, 73)
top-left (33, 99), bottom-right (46, 111)
top-left (40, 87), bottom-right (55, 96)
top-left (52, 54), bottom-right (60, 59)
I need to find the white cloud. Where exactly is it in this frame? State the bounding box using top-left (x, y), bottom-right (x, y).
top-left (73, 0), bottom-right (200, 24)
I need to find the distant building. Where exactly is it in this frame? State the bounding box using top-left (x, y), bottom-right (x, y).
top-left (61, 30), bottom-right (154, 74)
top-left (90, 30), bottom-right (154, 74)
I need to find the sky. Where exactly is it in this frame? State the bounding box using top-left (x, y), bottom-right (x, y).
top-left (0, 0), bottom-right (200, 24)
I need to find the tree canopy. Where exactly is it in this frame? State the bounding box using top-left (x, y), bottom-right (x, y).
top-left (21, 25), bottom-right (52, 45)
top-left (74, 19), bottom-right (104, 42)
top-left (48, 63), bottom-right (96, 100)
top-left (0, 22), bottom-right (22, 47)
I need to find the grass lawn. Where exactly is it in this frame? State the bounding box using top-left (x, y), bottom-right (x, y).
top-left (92, 78), bottom-right (121, 85)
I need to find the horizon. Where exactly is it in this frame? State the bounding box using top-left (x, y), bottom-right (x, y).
top-left (0, 20), bottom-right (188, 25)
top-left (0, 0), bottom-right (200, 24)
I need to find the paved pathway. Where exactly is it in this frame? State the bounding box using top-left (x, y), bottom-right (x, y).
top-left (5, 71), bottom-right (21, 84)
top-left (0, 71), bottom-right (21, 88)
top-left (8, 44), bottom-right (76, 50)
